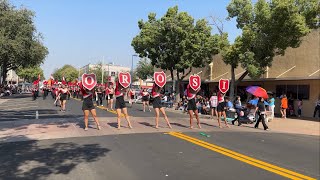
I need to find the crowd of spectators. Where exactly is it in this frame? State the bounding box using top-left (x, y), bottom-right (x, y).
top-left (0, 84), bottom-right (22, 97)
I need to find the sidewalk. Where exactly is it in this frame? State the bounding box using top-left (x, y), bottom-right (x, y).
top-left (165, 107), bottom-right (320, 136)
top-left (0, 109), bottom-right (319, 143)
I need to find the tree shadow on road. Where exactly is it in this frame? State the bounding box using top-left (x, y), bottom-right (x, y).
top-left (0, 136), bottom-right (110, 180)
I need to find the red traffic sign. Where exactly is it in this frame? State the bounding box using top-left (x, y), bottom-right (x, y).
top-left (154, 71), bottom-right (166, 88)
top-left (189, 74), bottom-right (201, 91)
top-left (82, 73), bottom-right (97, 90)
top-left (118, 72), bottom-right (131, 88)
top-left (219, 79), bottom-right (229, 94)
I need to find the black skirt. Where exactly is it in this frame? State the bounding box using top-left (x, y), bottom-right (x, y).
top-left (109, 94), bottom-right (114, 99)
top-left (187, 98), bottom-right (197, 111)
top-left (82, 97), bottom-right (95, 110)
top-left (115, 96), bottom-right (126, 109)
top-left (60, 93), bottom-right (67, 101)
top-left (217, 102), bottom-right (226, 112)
top-left (142, 96), bottom-right (149, 102)
top-left (131, 95), bottom-right (134, 99)
top-left (152, 96), bottom-right (162, 109)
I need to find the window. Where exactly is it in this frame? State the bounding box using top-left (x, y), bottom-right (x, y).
top-left (287, 85), bottom-right (297, 99)
top-left (298, 85), bottom-right (310, 100)
top-left (111, 72), bottom-right (116, 76)
top-left (276, 85), bottom-right (310, 100)
top-left (276, 85), bottom-right (286, 97)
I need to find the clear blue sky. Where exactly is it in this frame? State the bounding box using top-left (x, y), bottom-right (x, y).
top-left (12, 0), bottom-right (241, 79)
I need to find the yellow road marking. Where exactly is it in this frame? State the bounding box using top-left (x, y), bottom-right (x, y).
top-left (169, 132), bottom-right (316, 180)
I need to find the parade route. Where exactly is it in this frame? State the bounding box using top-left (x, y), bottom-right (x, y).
top-left (0, 94), bottom-right (319, 180)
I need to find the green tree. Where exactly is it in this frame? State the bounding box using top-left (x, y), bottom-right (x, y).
top-left (52, 65), bottom-right (78, 82)
top-left (135, 58), bottom-right (154, 80)
top-left (132, 6), bottom-right (225, 99)
top-left (0, 0), bottom-right (48, 84)
top-left (16, 66), bottom-right (44, 82)
top-left (222, 0), bottom-right (319, 99)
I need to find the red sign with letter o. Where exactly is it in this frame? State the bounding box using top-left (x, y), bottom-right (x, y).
top-left (154, 71), bottom-right (166, 88)
top-left (82, 73), bottom-right (97, 90)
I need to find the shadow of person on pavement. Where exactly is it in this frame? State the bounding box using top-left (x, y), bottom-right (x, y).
top-left (139, 122), bottom-right (155, 128)
top-left (0, 136), bottom-right (110, 180)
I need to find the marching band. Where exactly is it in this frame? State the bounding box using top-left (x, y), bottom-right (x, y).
top-left (32, 71), bottom-right (211, 131)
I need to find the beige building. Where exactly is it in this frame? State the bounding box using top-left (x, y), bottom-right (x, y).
top-left (159, 29), bottom-right (320, 118)
top-left (80, 63), bottom-right (131, 83)
top-left (209, 29), bottom-right (319, 118)
top-left (6, 69), bottom-right (21, 84)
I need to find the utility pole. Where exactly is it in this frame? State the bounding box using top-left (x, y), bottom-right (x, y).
top-left (102, 56), bottom-right (104, 84)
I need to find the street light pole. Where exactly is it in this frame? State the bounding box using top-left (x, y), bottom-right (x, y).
top-left (102, 56), bottom-right (104, 84)
top-left (131, 54), bottom-right (137, 88)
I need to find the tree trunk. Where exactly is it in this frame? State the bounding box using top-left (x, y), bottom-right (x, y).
top-left (229, 66), bottom-right (236, 100)
top-left (170, 69), bottom-right (175, 92)
top-left (1, 63), bottom-right (8, 85)
top-left (229, 69), bottom-right (249, 101)
top-left (175, 71), bottom-right (181, 103)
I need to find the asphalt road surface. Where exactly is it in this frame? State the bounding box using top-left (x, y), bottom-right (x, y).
top-left (0, 94), bottom-right (319, 180)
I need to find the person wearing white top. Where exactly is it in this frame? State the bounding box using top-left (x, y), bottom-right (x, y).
top-left (210, 92), bottom-right (218, 119)
top-left (313, 98), bottom-right (320, 118)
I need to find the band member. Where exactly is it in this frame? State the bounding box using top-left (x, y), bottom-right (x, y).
top-left (217, 91), bottom-right (230, 128)
top-left (54, 83), bottom-right (62, 106)
top-left (42, 85), bottom-right (48, 100)
top-left (47, 85), bottom-right (52, 99)
top-left (32, 85), bottom-right (38, 101)
top-left (151, 83), bottom-right (172, 129)
top-left (76, 84), bottom-right (81, 99)
top-left (186, 84), bottom-right (201, 129)
top-left (95, 87), bottom-right (104, 106)
top-left (67, 85), bottom-right (71, 100)
top-left (72, 85), bottom-right (76, 98)
top-left (141, 88), bottom-right (151, 112)
top-left (127, 88), bottom-right (135, 107)
top-left (51, 85), bottom-right (56, 99)
top-left (57, 84), bottom-right (70, 112)
top-left (80, 82), bottom-right (101, 131)
top-left (115, 80), bottom-right (132, 129)
top-left (106, 84), bottom-right (114, 110)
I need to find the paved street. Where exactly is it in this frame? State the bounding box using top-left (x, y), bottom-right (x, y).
top-left (0, 94), bottom-right (319, 180)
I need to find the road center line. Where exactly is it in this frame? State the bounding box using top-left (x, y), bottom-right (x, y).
top-left (168, 132), bottom-right (316, 180)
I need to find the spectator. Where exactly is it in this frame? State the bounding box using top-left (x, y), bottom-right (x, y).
top-left (313, 96), bottom-right (320, 118)
top-left (201, 98), bottom-right (210, 115)
top-left (297, 99), bottom-right (303, 117)
top-left (248, 96), bottom-right (259, 107)
top-left (210, 92), bottom-right (218, 119)
top-left (167, 93), bottom-right (174, 108)
top-left (226, 97), bottom-right (234, 109)
top-left (254, 97), bottom-right (269, 131)
top-left (288, 94), bottom-right (295, 116)
top-left (268, 94), bottom-right (275, 120)
top-left (232, 96), bottom-right (243, 126)
top-left (196, 96), bottom-right (203, 114)
top-left (161, 94), bottom-right (168, 104)
top-left (280, 94), bottom-right (288, 118)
